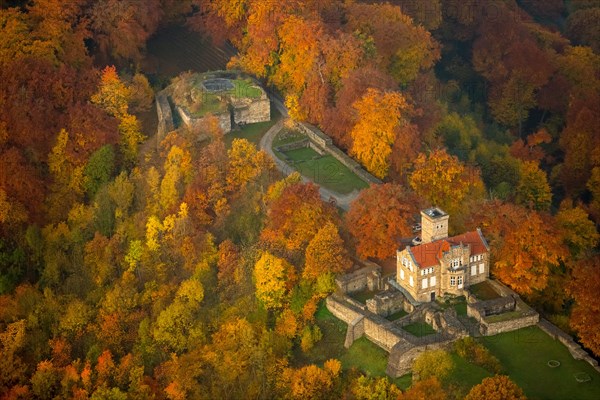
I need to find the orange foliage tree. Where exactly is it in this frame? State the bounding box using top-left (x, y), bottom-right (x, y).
top-left (468, 201), bottom-right (567, 295)
top-left (277, 359), bottom-right (342, 400)
top-left (261, 183), bottom-right (338, 255)
top-left (303, 222), bottom-right (352, 282)
top-left (346, 184), bottom-right (419, 260)
top-left (409, 149), bottom-right (484, 215)
top-left (568, 255), bottom-right (600, 357)
top-left (349, 89), bottom-right (411, 179)
top-left (465, 375), bottom-right (527, 400)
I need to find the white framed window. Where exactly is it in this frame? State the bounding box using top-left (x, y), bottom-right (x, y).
top-left (402, 257), bottom-right (407, 267)
top-left (479, 263), bottom-right (485, 274)
top-left (400, 269), bottom-right (405, 280)
top-left (450, 277), bottom-right (456, 286)
top-left (422, 278), bottom-right (428, 289)
top-left (409, 276), bottom-right (414, 287)
top-left (430, 276), bottom-right (436, 286)
top-left (458, 276), bottom-right (463, 288)
top-left (471, 265), bottom-right (477, 276)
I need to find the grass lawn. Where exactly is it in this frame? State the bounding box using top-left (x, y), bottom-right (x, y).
top-left (481, 326), bottom-right (600, 400)
top-left (277, 146), bottom-right (368, 194)
top-left (231, 79), bottom-right (262, 98)
top-left (455, 302), bottom-right (468, 316)
top-left (443, 353), bottom-right (492, 398)
top-left (296, 302), bottom-right (407, 388)
top-left (469, 281), bottom-right (501, 300)
top-left (402, 321), bottom-right (437, 337)
top-left (387, 310), bottom-right (409, 321)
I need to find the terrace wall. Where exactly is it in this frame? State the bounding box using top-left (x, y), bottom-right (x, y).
top-left (538, 318), bottom-right (600, 373)
top-left (297, 123), bottom-right (382, 185)
top-left (156, 91), bottom-right (175, 139)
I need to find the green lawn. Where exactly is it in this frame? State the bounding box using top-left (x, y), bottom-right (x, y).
top-left (469, 281), bottom-right (501, 300)
top-left (455, 302), bottom-right (468, 316)
top-left (231, 79), bottom-right (262, 98)
top-left (387, 310), bottom-right (409, 321)
top-left (481, 326), bottom-right (600, 400)
top-left (402, 321), bottom-right (437, 337)
top-left (443, 353), bottom-right (493, 398)
top-left (297, 302), bottom-right (406, 387)
top-left (277, 147), bottom-right (368, 194)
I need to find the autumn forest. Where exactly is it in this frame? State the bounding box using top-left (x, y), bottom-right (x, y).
top-left (0, 0), bottom-right (599, 399)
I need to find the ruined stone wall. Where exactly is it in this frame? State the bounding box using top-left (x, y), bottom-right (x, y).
top-left (233, 97), bottom-right (270, 124)
top-left (345, 316), bottom-right (365, 348)
top-left (366, 290), bottom-right (406, 317)
top-left (177, 106), bottom-right (231, 134)
top-left (156, 91), bottom-right (175, 139)
top-left (336, 264), bottom-right (380, 294)
top-left (326, 295), bottom-right (363, 324)
top-left (538, 318), bottom-right (600, 373)
top-left (481, 313), bottom-right (539, 336)
top-left (386, 339), bottom-right (456, 377)
top-left (296, 122), bottom-right (382, 185)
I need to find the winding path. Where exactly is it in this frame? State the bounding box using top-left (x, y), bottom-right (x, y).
top-left (259, 96), bottom-right (363, 210)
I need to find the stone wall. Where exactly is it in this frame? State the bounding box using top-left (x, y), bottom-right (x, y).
top-left (538, 318), bottom-right (600, 373)
top-left (296, 122), bottom-right (382, 186)
top-left (177, 106), bottom-right (231, 134)
top-left (156, 91), bottom-right (175, 139)
top-left (345, 316), bottom-right (365, 348)
top-left (232, 97), bottom-right (270, 124)
top-left (326, 295), bottom-right (407, 352)
top-left (366, 290), bottom-right (409, 317)
top-left (481, 313), bottom-right (539, 336)
top-left (386, 338), bottom-right (456, 377)
top-left (336, 264), bottom-right (381, 294)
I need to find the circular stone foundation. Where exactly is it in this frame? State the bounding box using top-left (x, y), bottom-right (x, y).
top-left (547, 360), bottom-right (561, 368)
top-left (574, 372), bottom-right (591, 383)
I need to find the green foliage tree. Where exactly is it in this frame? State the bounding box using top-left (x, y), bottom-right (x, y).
top-left (84, 145), bottom-right (115, 198)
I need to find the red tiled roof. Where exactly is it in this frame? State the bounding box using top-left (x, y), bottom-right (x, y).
top-left (408, 230), bottom-right (489, 269)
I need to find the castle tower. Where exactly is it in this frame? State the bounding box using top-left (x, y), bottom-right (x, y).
top-left (420, 207), bottom-right (449, 244)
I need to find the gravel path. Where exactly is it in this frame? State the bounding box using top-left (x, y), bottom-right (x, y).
top-left (259, 98), bottom-right (363, 210)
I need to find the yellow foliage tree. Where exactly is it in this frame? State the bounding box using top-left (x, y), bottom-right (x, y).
top-left (91, 65), bottom-right (131, 118)
top-left (304, 222), bottom-right (351, 282)
top-left (253, 251), bottom-right (295, 310)
top-left (410, 149), bottom-right (484, 215)
top-left (349, 89), bottom-right (410, 179)
top-left (226, 138), bottom-right (271, 192)
top-left (118, 113), bottom-right (146, 163)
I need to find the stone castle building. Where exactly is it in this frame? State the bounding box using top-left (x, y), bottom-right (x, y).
top-left (396, 207), bottom-right (490, 302)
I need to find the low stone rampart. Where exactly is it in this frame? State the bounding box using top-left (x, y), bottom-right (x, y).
top-left (538, 318), bottom-right (600, 373)
top-left (296, 122), bottom-right (382, 186)
top-left (386, 338), bottom-right (456, 377)
top-left (156, 91), bottom-right (175, 139)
